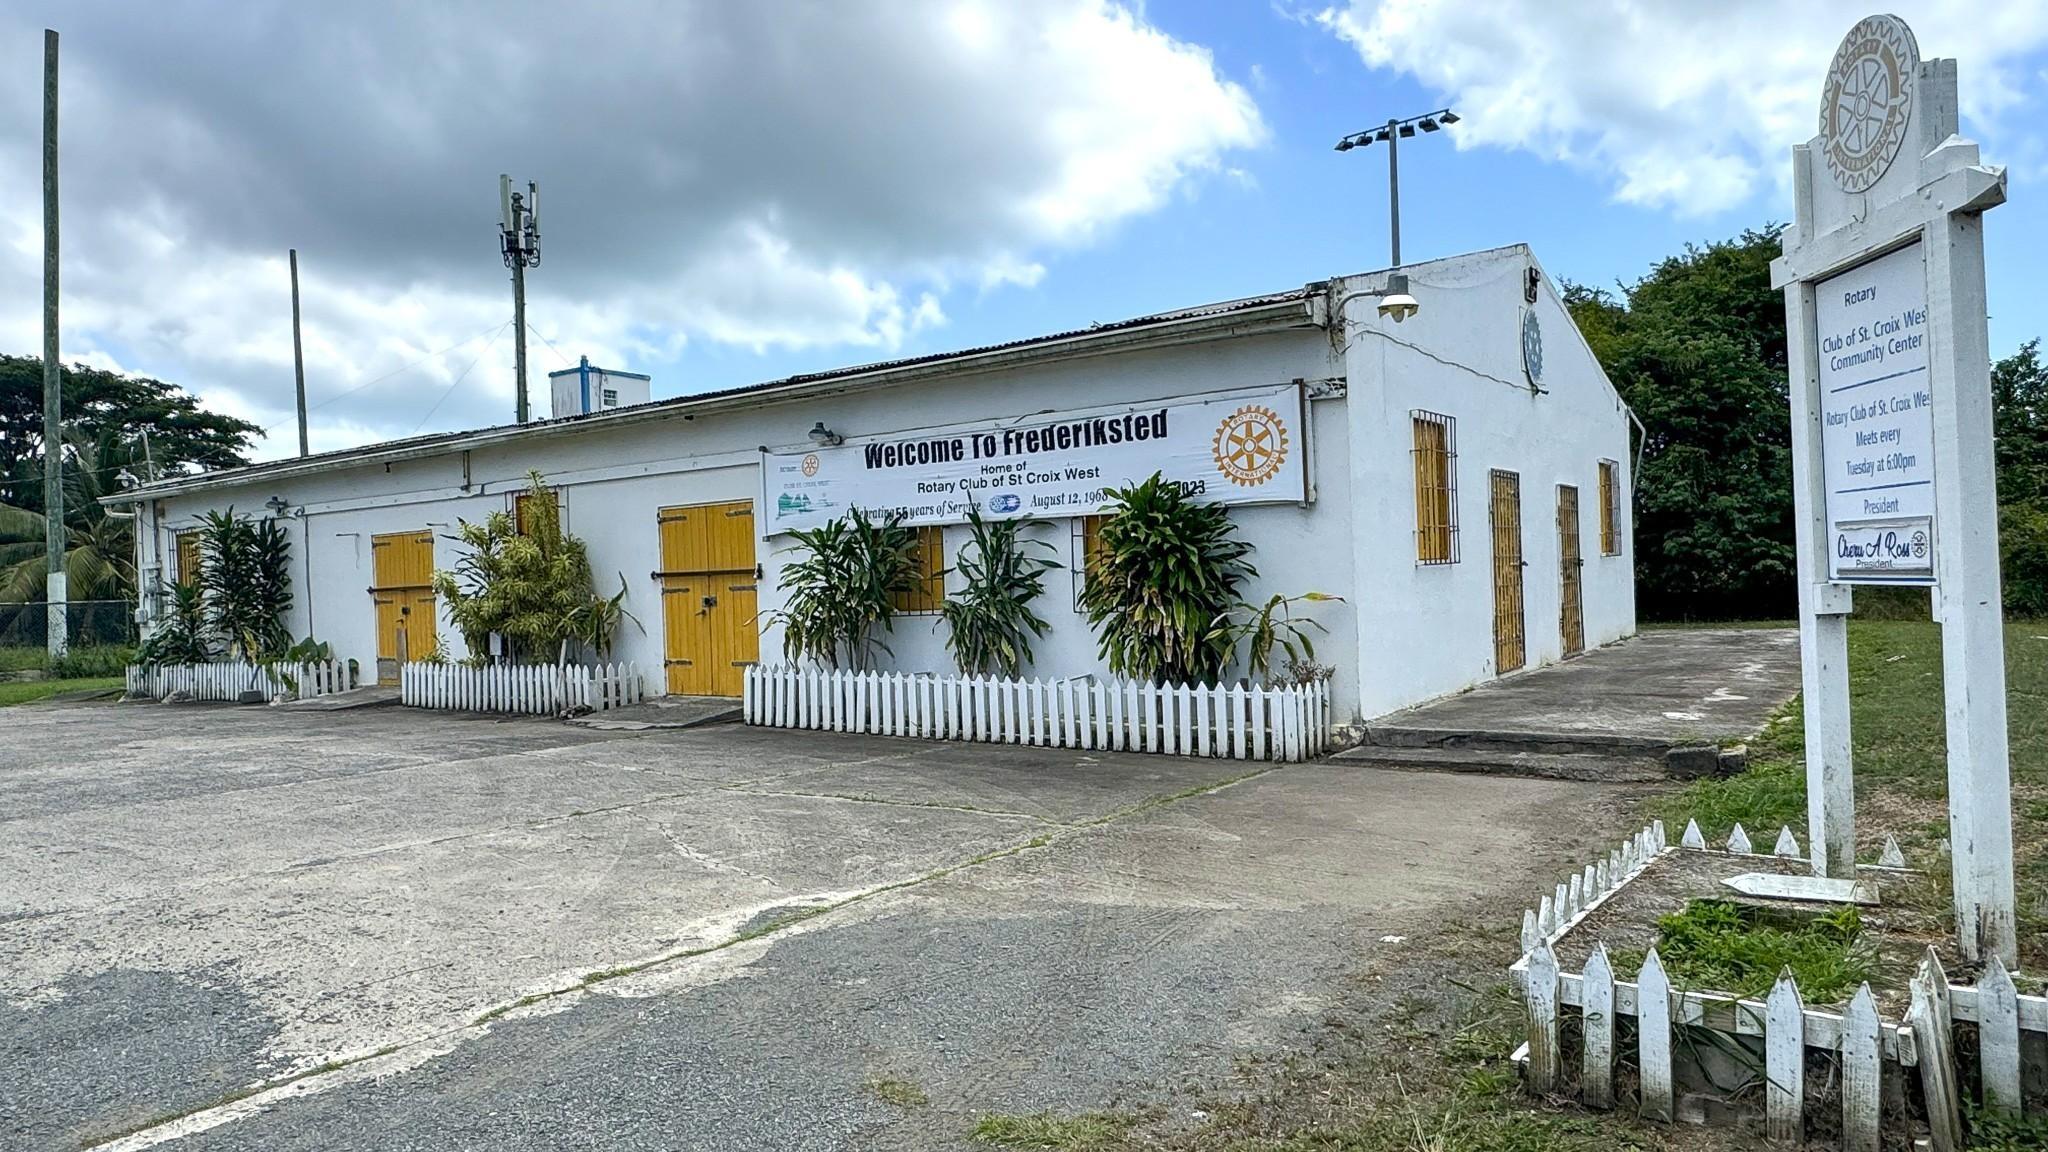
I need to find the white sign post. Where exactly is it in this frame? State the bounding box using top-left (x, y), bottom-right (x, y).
top-left (1773, 15), bottom-right (2015, 963)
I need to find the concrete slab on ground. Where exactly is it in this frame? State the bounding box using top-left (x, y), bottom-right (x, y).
top-left (0, 700), bottom-right (1645, 1151)
top-left (1338, 628), bottom-right (1800, 782)
top-left (1367, 627), bottom-right (1799, 743)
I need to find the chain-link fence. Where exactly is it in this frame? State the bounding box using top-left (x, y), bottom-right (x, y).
top-left (0, 600), bottom-right (139, 656)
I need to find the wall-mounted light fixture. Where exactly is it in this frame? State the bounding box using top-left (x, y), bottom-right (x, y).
top-left (808, 421), bottom-right (844, 447)
top-left (264, 495), bottom-right (291, 516)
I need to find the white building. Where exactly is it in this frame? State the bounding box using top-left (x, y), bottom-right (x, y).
top-left (118, 245), bottom-right (1637, 724)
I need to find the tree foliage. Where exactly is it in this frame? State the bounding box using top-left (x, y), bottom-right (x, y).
top-left (763, 508), bottom-right (922, 670)
top-left (1565, 226), bottom-right (1796, 619)
top-left (0, 356), bottom-right (259, 513)
top-left (937, 510), bottom-right (1058, 678)
top-left (1079, 473), bottom-right (1254, 685)
top-left (1571, 229), bottom-right (2047, 619)
top-left (430, 473), bottom-right (635, 664)
top-left (0, 429), bottom-right (137, 602)
top-left (1994, 340), bottom-right (2048, 614)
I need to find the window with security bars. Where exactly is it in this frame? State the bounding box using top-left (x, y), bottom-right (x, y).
top-left (512, 488), bottom-right (564, 535)
top-left (1411, 411), bottom-right (1459, 564)
top-left (1598, 459), bottom-right (1621, 555)
top-left (1070, 514), bottom-right (1109, 610)
top-left (174, 530), bottom-right (202, 586)
top-left (893, 525), bottom-right (946, 614)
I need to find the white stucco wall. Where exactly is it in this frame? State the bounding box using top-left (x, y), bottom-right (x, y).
top-left (138, 246), bottom-right (1636, 725)
top-left (1339, 245), bottom-right (1637, 719)
top-left (145, 326), bottom-right (1370, 713)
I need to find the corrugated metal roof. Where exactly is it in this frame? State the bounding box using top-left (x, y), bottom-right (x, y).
top-left (119, 281), bottom-right (1323, 500)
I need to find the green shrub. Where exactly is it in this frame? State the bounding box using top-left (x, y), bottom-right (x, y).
top-left (50, 644), bottom-right (134, 678)
top-left (1079, 473), bottom-right (1253, 685)
top-left (937, 510), bottom-right (1057, 678)
top-left (763, 508), bottom-right (922, 670)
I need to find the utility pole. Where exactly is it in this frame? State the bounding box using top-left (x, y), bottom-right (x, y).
top-left (290, 249), bottom-right (308, 456)
top-left (43, 28), bottom-right (65, 661)
top-left (499, 175), bottom-right (541, 424)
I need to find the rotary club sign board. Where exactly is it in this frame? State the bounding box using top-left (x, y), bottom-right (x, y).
top-left (763, 383), bottom-right (1307, 534)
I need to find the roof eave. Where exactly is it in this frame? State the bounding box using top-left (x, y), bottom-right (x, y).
top-left (112, 294), bottom-right (1321, 505)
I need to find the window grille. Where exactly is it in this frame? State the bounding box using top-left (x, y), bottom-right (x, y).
top-left (893, 525), bottom-right (946, 614)
top-left (1598, 459), bottom-right (1622, 555)
top-left (1411, 411), bottom-right (1459, 564)
top-left (1070, 514), bottom-right (1108, 611)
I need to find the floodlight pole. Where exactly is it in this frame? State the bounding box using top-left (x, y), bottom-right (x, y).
top-left (1385, 118), bottom-right (1400, 267)
top-left (1335, 109), bottom-right (1454, 287)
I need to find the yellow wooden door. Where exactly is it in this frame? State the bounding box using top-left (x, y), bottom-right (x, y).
top-left (1557, 484), bottom-right (1585, 658)
top-left (657, 502), bottom-right (759, 697)
top-left (370, 530), bottom-right (437, 684)
top-left (1489, 471), bottom-right (1526, 674)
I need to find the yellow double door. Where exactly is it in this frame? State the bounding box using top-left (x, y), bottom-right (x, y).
top-left (371, 530), bottom-right (438, 684)
top-left (659, 501), bottom-right (760, 698)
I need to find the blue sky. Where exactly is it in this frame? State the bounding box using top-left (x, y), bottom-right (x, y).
top-left (3, 1), bottom-right (2044, 457)
top-left (605, 1), bottom-right (2048, 415)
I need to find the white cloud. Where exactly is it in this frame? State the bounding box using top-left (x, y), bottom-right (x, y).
top-left (1315, 1), bottom-right (2048, 216)
top-left (0, 1), bottom-right (1264, 458)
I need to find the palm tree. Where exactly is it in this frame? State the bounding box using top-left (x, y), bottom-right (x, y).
top-left (0, 431), bottom-right (136, 603)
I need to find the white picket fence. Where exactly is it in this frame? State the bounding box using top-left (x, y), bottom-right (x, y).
top-left (126, 659), bottom-right (357, 704)
top-left (400, 661), bottom-right (644, 716)
top-left (1511, 818), bottom-right (2048, 1149)
top-left (742, 666), bottom-right (1329, 762)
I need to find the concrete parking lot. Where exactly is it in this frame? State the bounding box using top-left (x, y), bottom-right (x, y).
top-left (1, 699), bottom-right (1644, 1151)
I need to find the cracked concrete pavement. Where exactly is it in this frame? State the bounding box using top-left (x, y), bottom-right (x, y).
top-left (1, 699), bottom-right (1647, 1150)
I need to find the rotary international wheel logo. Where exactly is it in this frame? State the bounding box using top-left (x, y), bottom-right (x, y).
top-left (800, 454), bottom-right (821, 477)
top-left (1820, 14), bottom-right (1918, 193)
top-left (1211, 405), bottom-right (1289, 487)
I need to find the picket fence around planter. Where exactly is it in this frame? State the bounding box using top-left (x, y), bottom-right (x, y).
top-left (126, 659), bottom-right (356, 703)
top-left (400, 661), bottom-right (644, 715)
top-left (742, 665), bottom-right (1329, 762)
top-left (1511, 818), bottom-right (2048, 1151)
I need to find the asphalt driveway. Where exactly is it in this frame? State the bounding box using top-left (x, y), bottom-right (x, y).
top-left (0, 699), bottom-right (1645, 1151)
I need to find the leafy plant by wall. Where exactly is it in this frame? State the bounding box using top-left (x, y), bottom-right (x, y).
top-left (764, 508), bottom-right (922, 670)
top-left (431, 472), bottom-right (637, 665)
top-left (1079, 473), bottom-right (1253, 685)
top-left (136, 581), bottom-right (215, 665)
top-left (197, 509), bottom-right (292, 658)
top-left (938, 510), bottom-right (1059, 677)
top-left (1212, 591), bottom-right (1342, 683)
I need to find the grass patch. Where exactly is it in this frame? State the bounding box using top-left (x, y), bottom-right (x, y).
top-left (866, 1077), bottom-right (929, 1109)
top-left (970, 1112), bottom-right (1137, 1150)
top-left (0, 644), bottom-right (132, 676)
top-left (0, 676), bottom-right (124, 706)
top-left (1617, 900), bottom-right (1874, 1002)
top-left (1655, 619), bottom-right (2048, 967)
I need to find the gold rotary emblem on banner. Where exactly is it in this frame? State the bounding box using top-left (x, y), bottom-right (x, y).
top-left (1211, 404), bottom-right (1289, 487)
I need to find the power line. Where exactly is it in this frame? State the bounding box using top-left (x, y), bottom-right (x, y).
top-left (526, 322), bottom-right (574, 368)
top-left (411, 321), bottom-right (511, 434)
top-left (305, 320), bottom-right (510, 413)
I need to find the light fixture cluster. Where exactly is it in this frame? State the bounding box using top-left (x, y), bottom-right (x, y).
top-left (1333, 109), bottom-right (1458, 152)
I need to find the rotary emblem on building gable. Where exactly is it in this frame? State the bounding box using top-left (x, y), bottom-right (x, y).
top-left (1212, 404), bottom-right (1289, 487)
top-left (1820, 14), bottom-right (1919, 193)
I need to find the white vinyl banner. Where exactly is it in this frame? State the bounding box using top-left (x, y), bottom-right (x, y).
top-left (764, 383), bottom-right (1307, 534)
top-left (1815, 242), bottom-right (1936, 583)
